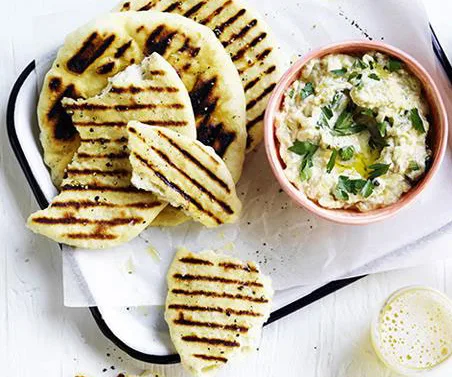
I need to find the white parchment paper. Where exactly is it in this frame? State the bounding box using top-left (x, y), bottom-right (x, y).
top-left (33, 0), bottom-right (452, 307)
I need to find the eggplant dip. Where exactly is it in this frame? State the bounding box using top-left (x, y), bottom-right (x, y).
top-left (276, 52), bottom-right (431, 212)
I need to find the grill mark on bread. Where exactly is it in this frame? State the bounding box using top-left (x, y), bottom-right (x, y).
top-left (51, 200), bottom-right (161, 209)
top-left (65, 168), bottom-right (129, 177)
top-left (48, 77), bottom-right (62, 92)
top-left (179, 257), bottom-right (214, 266)
top-left (219, 262), bottom-right (258, 272)
top-left (199, 0), bottom-right (232, 25)
top-left (178, 38), bottom-right (201, 58)
top-left (167, 304), bottom-right (263, 317)
top-left (155, 130), bottom-right (231, 193)
top-left (173, 313), bottom-right (248, 333)
top-left (183, 2), bottom-right (206, 18)
top-left (246, 113), bottom-right (264, 131)
top-left (75, 120), bottom-right (188, 127)
top-left (163, 1), bottom-right (181, 12)
top-left (133, 152), bottom-right (223, 224)
top-left (65, 232), bottom-right (118, 240)
top-left (231, 32), bottom-right (267, 62)
top-left (212, 8), bottom-right (246, 37)
top-left (148, 69), bottom-right (165, 75)
top-left (133, 134), bottom-right (234, 214)
top-left (145, 25), bottom-right (177, 56)
top-left (31, 216), bottom-right (143, 226)
top-left (197, 122), bottom-right (235, 158)
top-left (114, 40), bottom-right (132, 58)
top-left (221, 19), bottom-right (257, 48)
top-left (80, 137), bottom-right (127, 143)
top-left (61, 184), bottom-right (141, 193)
top-left (47, 84), bottom-right (78, 141)
top-left (193, 354), bottom-right (227, 363)
top-left (138, 1), bottom-right (154, 11)
top-left (171, 289), bottom-right (268, 303)
top-left (181, 335), bottom-right (240, 348)
top-left (121, 1), bottom-right (131, 10)
top-left (173, 273), bottom-right (263, 287)
top-left (96, 62), bottom-right (115, 74)
top-left (110, 85), bottom-right (179, 94)
top-left (255, 47), bottom-right (272, 62)
top-left (244, 65), bottom-right (276, 91)
top-left (66, 32), bottom-right (115, 74)
top-left (64, 102), bottom-right (184, 111)
top-left (76, 152), bottom-right (128, 159)
top-left (246, 83), bottom-right (276, 111)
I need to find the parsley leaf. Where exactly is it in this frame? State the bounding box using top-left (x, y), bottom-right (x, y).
top-left (377, 121), bottom-right (388, 137)
top-left (288, 141), bottom-right (319, 181)
top-left (410, 108), bottom-right (426, 133)
top-left (361, 180), bottom-right (374, 198)
top-left (332, 110), bottom-right (365, 136)
top-left (300, 82), bottom-right (314, 100)
top-left (369, 73), bottom-right (381, 81)
top-left (388, 59), bottom-right (403, 72)
top-left (352, 59), bottom-right (368, 70)
top-left (288, 88), bottom-right (295, 98)
top-left (339, 146), bottom-right (355, 161)
top-left (408, 160), bottom-right (420, 172)
top-left (331, 68), bottom-right (347, 76)
top-left (331, 92), bottom-right (344, 109)
top-left (334, 176), bottom-right (370, 200)
top-left (368, 163), bottom-right (390, 180)
top-left (321, 106), bottom-right (333, 120)
top-left (327, 149), bottom-right (337, 173)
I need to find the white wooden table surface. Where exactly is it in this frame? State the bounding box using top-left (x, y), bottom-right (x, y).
top-left (1, 1), bottom-right (452, 376)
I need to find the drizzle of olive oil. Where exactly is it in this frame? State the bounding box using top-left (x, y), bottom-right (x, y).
top-left (336, 149), bottom-right (379, 178)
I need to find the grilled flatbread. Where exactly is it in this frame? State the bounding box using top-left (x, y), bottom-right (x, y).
top-left (127, 123), bottom-right (242, 228)
top-left (38, 11), bottom-right (246, 186)
top-left (165, 248), bottom-right (273, 376)
top-left (27, 54), bottom-right (196, 249)
top-left (115, 0), bottom-right (282, 151)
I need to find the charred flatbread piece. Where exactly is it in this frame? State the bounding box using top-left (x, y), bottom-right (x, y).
top-left (27, 54), bottom-right (196, 249)
top-left (165, 247), bottom-right (273, 376)
top-left (38, 11), bottom-right (246, 186)
top-left (127, 122), bottom-right (242, 228)
top-left (115, 0), bottom-right (282, 151)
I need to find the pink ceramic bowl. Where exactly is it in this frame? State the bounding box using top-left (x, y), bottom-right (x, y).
top-left (265, 41), bottom-right (448, 225)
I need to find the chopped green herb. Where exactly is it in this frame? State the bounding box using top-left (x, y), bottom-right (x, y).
top-left (332, 110), bottom-right (365, 136)
top-left (321, 106), bottom-right (333, 120)
top-left (361, 180), bottom-right (374, 198)
top-left (300, 82), bottom-right (315, 100)
top-left (408, 160), bottom-right (420, 172)
top-left (330, 68), bottom-right (347, 76)
top-left (368, 60), bottom-right (375, 69)
top-left (410, 108), bottom-right (425, 133)
top-left (368, 163), bottom-right (390, 180)
top-left (317, 113), bottom-right (329, 129)
top-left (339, 146), bottom-right (355, 161)
top-left (369, 73), bottom-right (381, 81)
top-left (352, 59), bottom-right (368, 70)
top-left (334, 176), bottom-right (370, 200)
top-left (331, 92), bottom-right (344, 109)
top-left (288, 88), bottom-right (295, 98)
top-left (388, 59), bottom-right (403, 72)
top-left (327, 149), bottom-right (337, 173)
top-left (288, 141), bottom-right (319, 181)
top-left (361, 108), bottom-right (374, 117)
top-left (288, 140), bottom-right (318, 156)
top-left (377, 121), bottom-right (388, 137)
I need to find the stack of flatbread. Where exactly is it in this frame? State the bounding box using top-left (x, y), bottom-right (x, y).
top-left (27, 1), bottom-right (280, 373)
top-left (28, 2), bottom-right (282, 247)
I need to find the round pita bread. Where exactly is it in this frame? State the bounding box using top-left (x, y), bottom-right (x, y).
top-left (38, 11), bottom-right (246, 187)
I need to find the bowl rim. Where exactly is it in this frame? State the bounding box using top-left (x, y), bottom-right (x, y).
top-left (264, 40), bottom-right (448, 225)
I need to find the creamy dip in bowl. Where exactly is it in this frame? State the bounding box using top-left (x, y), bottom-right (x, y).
top-left (265, 41), bottom-right (447, 224)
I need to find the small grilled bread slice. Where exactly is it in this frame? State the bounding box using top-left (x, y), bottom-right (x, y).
top-left (27, 54), bottom-right (196, 249)
top-left (165, 247), bottom-right (273, 376)
top-left (127, 123), bottom-right (242, 228)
